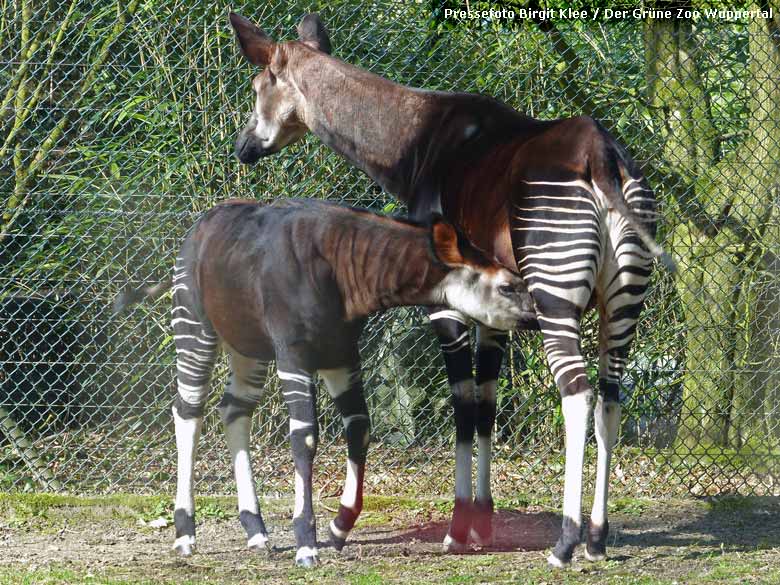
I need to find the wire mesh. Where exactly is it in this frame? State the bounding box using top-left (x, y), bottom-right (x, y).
top-left (0, 1), bottom-right (778, 500)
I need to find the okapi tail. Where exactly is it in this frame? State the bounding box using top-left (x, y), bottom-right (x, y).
top-left (596, 139), bottom-right (677, 274)
top-left (113, 278), bottom-right (173, 314)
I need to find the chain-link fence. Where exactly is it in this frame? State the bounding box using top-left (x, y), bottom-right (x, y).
top-left (1, 1), bottom-right (778, 501)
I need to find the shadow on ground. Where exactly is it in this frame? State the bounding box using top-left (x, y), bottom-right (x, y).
top-left (351, 509), bottom-right (561, 552)
top-left (615, 496), bottom-right (780, 557)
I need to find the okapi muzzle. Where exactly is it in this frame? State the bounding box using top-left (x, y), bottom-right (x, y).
top-left (234, 115), bottom-right (268, 163)
top-left (234, 111), bottom-right (307, 163)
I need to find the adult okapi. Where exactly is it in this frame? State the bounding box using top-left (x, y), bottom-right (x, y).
top-left (116, 198), bottom-right (535, 567)
top-left (229, 13), bottom-right (672, 566)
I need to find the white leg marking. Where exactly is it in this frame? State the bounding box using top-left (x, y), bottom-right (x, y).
top-left (329, 520), bottom-right (349, 539)
top-left (591, 396), bottom-right (620, 529)
top-left (341, 459), bottom-right (360, 510)
top-left (175, 380), bottom-right (210, 406)
top-left (451, 379), bottom-right (476, 400)
top-left (547, 553), bottom-right (566, 568)
top-left (173, 406), bottom-right (202, 516)
top-left (454, 442), bottom-right (473, 502)
top-left (476, 435), bottom-right (492, 503)
top-left (295, 545), bottom-right (318, 561)
top-left (342, 413), bottom-right (370, 428)
top-left (476, 379), bottom-right (496, 503)
top-left (290, 418), bottom-right (313, 433)
top-left (442, 533), bottom-right (468, 552)
top-left (173, 534), bottom-right (196, 554)
top-left (428, 310), bottom-right (469, 324)
top-left (319, 367), bottom-right (356, 399)
top-left (453, 379), bottom-right (475, 503)
top-left (293, 470), bottom-right (305, 519)
top-left (561, 392), bottom-right (593, 529)
top-left (224, 416), bottom-right (258, 515)
top-left (277, 370), bottom-right (313, 385)
top-left (247, 532), bottom-right (269, 549)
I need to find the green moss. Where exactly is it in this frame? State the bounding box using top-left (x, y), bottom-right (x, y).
top-left (361, 495), bottom-right (432, 512)
top-left (0, 566), bottom-right (204, 585)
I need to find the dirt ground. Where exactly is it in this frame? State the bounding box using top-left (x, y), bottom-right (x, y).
top-left (1, 494), bottom-right (780, 584)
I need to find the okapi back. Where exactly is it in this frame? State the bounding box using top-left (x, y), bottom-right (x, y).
top-left (183, 200), bottom-right (446, 365)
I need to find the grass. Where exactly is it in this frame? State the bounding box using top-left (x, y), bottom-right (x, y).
top-left (3, 554), bottom-right (780, 585)
top-left (1, 493), bottom-right (780, 584)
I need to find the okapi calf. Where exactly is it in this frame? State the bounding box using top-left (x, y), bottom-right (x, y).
top-left (116, 198), bottom-right (535, 567)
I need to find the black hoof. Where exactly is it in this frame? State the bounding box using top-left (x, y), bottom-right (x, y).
top-left (585, 519), bottom-right (608, 561)
top-left (329, 519), bottom-right (350, 551)
top-left (550, 517), bottom-right (582, 566)
top-left (330, 533), bottom-right (347, 552)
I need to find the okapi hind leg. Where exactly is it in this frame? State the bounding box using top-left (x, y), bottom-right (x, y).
top-left (277, 365), bottom-right (319, 567)
top-left (587, 249), bottom-right (650, 561)
top-left (428, 308), bottom-right (476, 552)
top-left (319, 366), bottom-right (371, 551)
top-left (471, 325), bottom-right (508, 547)
top-left (585, 390), bottom-right (620, 561)
top-left (541, 328), bottom-right (593, 568)
top-left (171, 268), bottom-right (218, 556)
top-left (219, 353), bottom-right (270, 551)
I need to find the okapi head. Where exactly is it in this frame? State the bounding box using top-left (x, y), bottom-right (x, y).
top-left (230, 12), bottom-right (331, 162)
top-left (426, 215), bottom-right (534, 330)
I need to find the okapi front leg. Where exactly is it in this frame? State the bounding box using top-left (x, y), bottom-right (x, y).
top-left (278, 368), bottom-right (319, 567)
top-left (219, 354), bottom-right (270, 551)
top-left (472, 325), bottom-right (508, 546)
top-left (319, 366), bottom-right (370, 551)
top-left (428, 308), bottom-right (475, 552)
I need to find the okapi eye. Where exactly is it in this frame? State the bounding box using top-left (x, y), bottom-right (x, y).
top-left (498, 283), bottom-right (515, 297)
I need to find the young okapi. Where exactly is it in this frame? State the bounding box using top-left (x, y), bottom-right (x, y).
top-left (229, 13), bottom-right (674, 566)
top-left (116, 198), bottom-right (535, 567)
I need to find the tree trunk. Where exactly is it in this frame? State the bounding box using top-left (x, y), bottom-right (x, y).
top-left (645, 3), bottom-right (780, 448)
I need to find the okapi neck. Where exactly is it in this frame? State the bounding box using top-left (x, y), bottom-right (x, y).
top-left (320, 221), bottom-right (444, 320)
top-left (292, 51), bottom-right (433, 201)
top-left (292, 50), bottom-right (531, 210)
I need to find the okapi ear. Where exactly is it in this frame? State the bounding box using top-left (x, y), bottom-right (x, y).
top-left (297, 13), bottom-right (332, 54)
top-left (430, 215), bottom-right (465, 266)
top-left (229, 13), bottom-right (275, 66)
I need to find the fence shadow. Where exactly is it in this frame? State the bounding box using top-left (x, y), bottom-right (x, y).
top-left (614, 496), bottom-right (780, 558)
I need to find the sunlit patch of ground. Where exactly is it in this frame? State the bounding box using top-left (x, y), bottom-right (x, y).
top-left (1, 494), bottom-right (779, 584)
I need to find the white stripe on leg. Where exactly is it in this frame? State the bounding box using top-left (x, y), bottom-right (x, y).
top-left (561, 392), bottom-right (592, 525)
top-left (293, 470), bottom-right (305, 519)
top-left (454, 442), bottom-right (472, 502)
top-left (320, 367), bottom-right (355, 399)
top-left (475, 379), bottom-right (497, 503)
top-left (452, 379), bottom-right (475, 502)
top-left (173, 405), bottom-right (202, 516)
top-left (591, 396), bottom-right (620, 528)
top-left (476, 435), bottom-right (491, 502)
top-left (341, 459), bottom-right (360, 509)
top-left (224, 416), bottom-right (258, 515)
